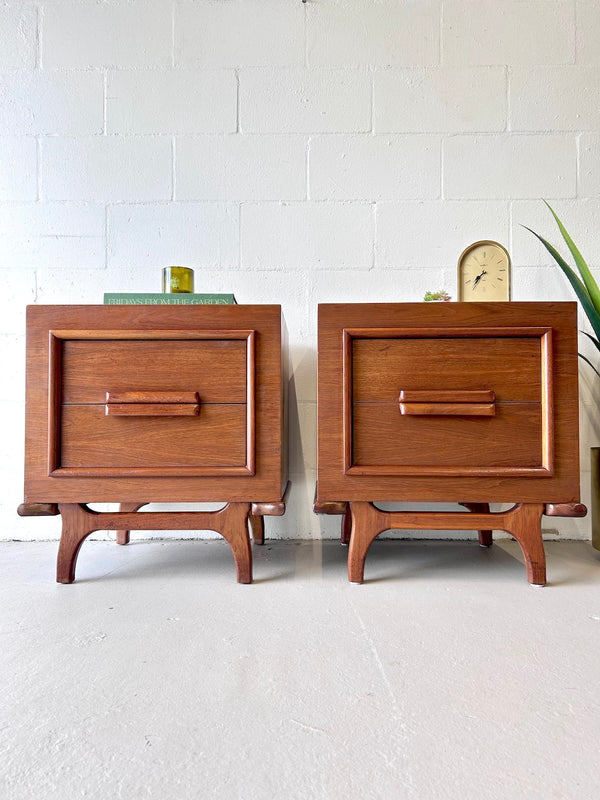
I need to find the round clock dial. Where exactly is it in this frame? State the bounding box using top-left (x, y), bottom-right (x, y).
top-left (457, 240), bottom-right (511, 302)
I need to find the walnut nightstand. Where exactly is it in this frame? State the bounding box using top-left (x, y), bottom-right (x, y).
top-left (315, 302), bottom-right (586, 585)
top-left (19, 304), bottom-right (288, 584)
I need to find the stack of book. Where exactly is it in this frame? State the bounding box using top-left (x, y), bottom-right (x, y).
top-left (104, 293), bottom-right (236, 305)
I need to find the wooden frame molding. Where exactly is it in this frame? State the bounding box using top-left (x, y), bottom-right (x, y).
top-left (47, 328), bottom-right (256, 478)
top-left (342, 325), bottom-right (554, 478)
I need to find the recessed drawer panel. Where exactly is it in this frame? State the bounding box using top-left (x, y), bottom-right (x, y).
top-left (61, 339), bottom-right (247, 404)
top-left (352, 402), bottom-right (542, 470)
top-left (353, 337), bottom-right (541, 403)
top-left (61, 404), bottom-right (247, 469)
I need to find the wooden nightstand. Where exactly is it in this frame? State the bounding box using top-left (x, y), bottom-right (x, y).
top-left (315, 302), bottom-right (586, 585)
top-left (19, 304), bottom-right (289, 584)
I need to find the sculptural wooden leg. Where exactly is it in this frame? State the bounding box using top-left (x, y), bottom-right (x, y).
top-left (116, 502), bottom-right (148, 545)
top-left (461, 502), bottom-right (493, 547)
top-left (56, 502), bottom-right (254, 584)
top-left (57, 503), bottom-right (98, 584)
top-left (503, 503), bottom-right (546, 586)
top-left (348, 502), bottom-right (389, 583)
top-left (341, 509), bottom-right (352, 545)
top-left (345, 501), bottom-right (547, 585)
top-left (249, 513), bottom-right (264, 545)
top-left (218, 503), bottom-right (253, 584)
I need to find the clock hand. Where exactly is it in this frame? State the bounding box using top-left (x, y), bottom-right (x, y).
top-left (472, 269), bottom-right (487, 289)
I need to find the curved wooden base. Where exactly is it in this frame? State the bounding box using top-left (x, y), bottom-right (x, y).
top-left (114, 483), bottom-right (291, 550)
top-left (248, 514), bottom-right (265, 545)
top-left (116, 503), bottom-right (267, 546)
top-left (57, 502), bottom-right (254, 584)
top-left (348, 501), bottom-right (547, 586)
top-left (341, 509), bottom-right (352, 546)
top-left (313, 487), bottom-right (352, 544)
top-left (116, 502), bottom-right (148, 545)
top-left (459, 502), bottom-right (493, 547)
top-left (17, 503), bottom-right (59, 517)
top-left (314, 496), bottom-right (497, 549)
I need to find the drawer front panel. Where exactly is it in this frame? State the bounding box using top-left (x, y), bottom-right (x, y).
top-left (61, 404), bottom-right (247, 469)
top-left (61, 339), bottom-right (247, 404)
top-left (353, 337), bottom-right (541, 403)
top-left (352, 403), bottom-right (542, 470)
top-left (23, 305), bottom-right (287, 502)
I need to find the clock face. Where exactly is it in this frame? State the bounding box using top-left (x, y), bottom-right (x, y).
top-left (457, 241), bottom-right (511, 302)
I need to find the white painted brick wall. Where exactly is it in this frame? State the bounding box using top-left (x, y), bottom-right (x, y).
top-left (444, 135), bottom-right (577, 199)
top-left (41, 136), bottom-right (172, 201)
top-left (176, 135), bottom-right (307, 201)
top-left (0, 138), bottom-right (37, 201)
top-left (239, 68), bottom-right (372, 133)
top-left (0, 202), bottom-right (105, 270)
top-left (242, 202), bottom-right (374, 270)
top-left (511, 66), bottom-right (600, 131)
top-left (42, 1), bottom-right (173, 69)
top-left (376, 201), bottom-right (510, 268)
top-left (107, 70), bottom-right (238, 135)
top-left (577, 0), bottom-right (600, 64)
top-left (0, 4), bottom-right (37, 69)
top-left (2, 0), bottom-right (598, 543)
top-left (108, 203), bottom-right (240, 270)
top-left (443, 0), bottom-right (575, 66)
top-left (309, 135), bottom-right (440, 200)
top-left (374, 67), bottom-right (507, 134)
top-left (1, 70), bottom-right (103, 135)
top-left (175, 1), bottom-right (306, 68)
top-left (307, 0), bottom-right (441, 67)
top-left (580, 134), bottom-right (600, 197)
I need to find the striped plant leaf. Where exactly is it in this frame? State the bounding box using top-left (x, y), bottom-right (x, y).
top-left (544, 201), bottom-right (600, 316)
top-left (524, 203), bottom-right (600, 378)
top-left (522, 225), bottom-right (600, 343)
top-left (578, 352), bottom-right (600, 380)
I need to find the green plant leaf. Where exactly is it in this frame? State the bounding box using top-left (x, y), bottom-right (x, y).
top-left (522, 225), bottom-right (600, 342)
top-left (544, 201), bottom-right (600, 315)
top-left (581, 330), bottom-right (600, 353)
top-left (578, 351), bottom-right (600, 380)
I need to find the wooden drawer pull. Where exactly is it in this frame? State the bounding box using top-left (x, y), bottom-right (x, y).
top-left (106, 391), bottom-right (200, 404)
top-left (398, 389), bottom-right (495, 417)
top-left (399, 390), bottom-right (495, 403)
top-left (105, 391), bottom-right (200, 417)
top-left (399, 402), bottom-right (495, 417)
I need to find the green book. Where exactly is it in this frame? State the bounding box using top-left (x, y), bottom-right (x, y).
top-left (104, 293), bottom-right (237, 305)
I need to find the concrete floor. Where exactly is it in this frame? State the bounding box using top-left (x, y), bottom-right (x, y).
top-left (2, 537), bottom-right (600, 800)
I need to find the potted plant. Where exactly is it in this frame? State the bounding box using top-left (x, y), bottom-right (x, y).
top-left (524, 202), bottom-right (600, 378)
top-left (423, 290), bottom-right (451, 302)
top-left (524, 201), bottom-right (600, 550)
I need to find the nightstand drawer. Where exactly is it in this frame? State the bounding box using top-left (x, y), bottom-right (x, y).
top-left (351, 333), bottom-right (545, 475)
top-left (352, 402), bottom-right (542, 471)
top-left (62, 339), bottom-right (247, 404)
top-left (61, 403), bottom-right (247, 470)
top-left (54, 334), bottom-right (252, 477)
top-left (353, 337), bottom-right (541, 403)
